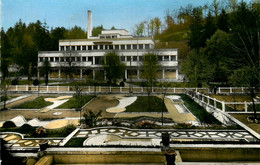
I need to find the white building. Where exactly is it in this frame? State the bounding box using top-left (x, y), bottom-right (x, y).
top-left (38, 11), bottom-right (181, 82)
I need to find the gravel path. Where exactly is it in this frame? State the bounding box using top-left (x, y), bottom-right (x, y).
top-left (106, 96), bottom-right (137, 113)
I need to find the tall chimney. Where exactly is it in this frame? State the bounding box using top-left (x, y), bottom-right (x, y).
top-left (87, 10), bottom-right (92, 38)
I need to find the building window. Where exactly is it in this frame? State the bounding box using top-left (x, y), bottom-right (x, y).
top-left (171, 56), bottom-right (176, 61)
top-left (158, 56), bottom-right (162, 61)
top-left (82, 57), bottom-right (86, 61)
top-left (133, 44), bottom-right (137, 49)
top-left (77, 57), bottom-right (81, 62)
top-left (127, 45), bottom-right (131, 50)
top-left (60, 57), bottom-right (64, 62)
top-left (121, 56), bottom-right (125, 61)
top-left (106, 36), bottom-right (111, 39)
top-left (82, 46), bottom-right (86, 50)
top-left (112, 35), bottom-right (117, 38)
top-left (55, 57), bottom-right (59, 62)
top-left (133, 56), bottom-right (137, 61)
top-left (77, 46), bottom-right (81, 50)
top-left (145, 44), bottom-right (150, 49)
top-left (71, 46), bottom-right (75, 51)
top-left (109, 45), bottom-right (113, 50)
top-left (105, 45), bottom-right (108, 49)
top-left (88, 57), bottom-right (93, 62)
top-left (139, 44), bottom-right (143, 49)
top-left (66, 46), bottom-right (70, 51)
top-left (60, 46), bottom-right (64, 51)
top-left (39, 57), bottom-right (43, 62)
top-left (164, 56), bottom-right (169, 61)
top-left (139, 56), bottom-right (143, 61)
top-left (93, 45), bottom-right (98, 50)
top-left (121, 45), bottom-right (125, 50)
top-left (115, 45), bottom-right (119, 50)
top-left (71, 57), bottom-right (76, 62)
top-left (95, 56), bottom-right (102, 64)
top-left (88, 46), bottom-right (92, 50)
top-left (100, 36), bottom-right (105, 39)
top-left (100, 45), bottom-right (104, 49)
top-left (127, 56), bottom-right (131, 61)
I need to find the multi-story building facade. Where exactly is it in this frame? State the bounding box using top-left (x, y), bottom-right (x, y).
top-left (38, 11), bottom-right (182, 82)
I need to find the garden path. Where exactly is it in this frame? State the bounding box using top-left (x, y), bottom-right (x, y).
top-left (38, 96), bottom-right (72, 113)
top-left (164, 98), bottom-right (198, 123)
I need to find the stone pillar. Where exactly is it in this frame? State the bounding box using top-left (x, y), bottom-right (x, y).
top-left (176, 69), bottom-right (178, 80)
top-left (93, 70), bottom-right (95, 80)
top-left (80, 69), bottom-right (83, 79)
top-left (58, 69), bottom-right (61, 79)
top-left (125, 69), bottom-right (128, 79)
top-left (93, 56), bottom-right (95, 65)
top-left (163, 69), bottom-right (165, 79)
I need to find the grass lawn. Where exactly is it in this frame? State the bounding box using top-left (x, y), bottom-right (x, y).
top-left (55, 95), bottom-right (95, 109)
top-left (12, 96), bottom-right (53, 109)
top-left (65, 138), bottom-right (85, 147)
top-left (231, 114), bottom-right (260, 134)
top-left (125, 96), bottom-right (167, 113)
top-left (211, 95), bottom-right (252, 102)
top-left (180, 94), bottom-right (221, 124)
top-left (0, 96), bottom-right (17, 102)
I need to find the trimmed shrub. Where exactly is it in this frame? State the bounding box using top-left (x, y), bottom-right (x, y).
top-left (11, 79), bottom-right (18, 85)
top-left (2, 121), bottom-right (16, 128)
top-left (21, 123), bottom-right (33, 128)
top-left (33, 79), bottom-right (39, 86)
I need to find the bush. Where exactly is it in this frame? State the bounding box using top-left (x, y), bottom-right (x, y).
top-left (2, 121), bottom-right (16, 128)
top-left (120, 81), bottom-right (124, 87)
top-left (11, 79), bottom-right (18, 85)
top-left (21, 123), bottom-right (33, 128)
top-left (33, 79), bottom-right (39, 86)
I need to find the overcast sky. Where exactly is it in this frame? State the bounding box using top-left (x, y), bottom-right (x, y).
top-left (1, 0), bottom-right (252, 33)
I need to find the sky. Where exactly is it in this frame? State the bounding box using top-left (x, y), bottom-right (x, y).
top-left (1, 0), bottom-right (253, 33)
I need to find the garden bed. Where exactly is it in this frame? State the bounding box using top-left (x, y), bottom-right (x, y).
top-left (12, 96), bottom-right (53, 109)
top-left (55, 95), bottom-right (95, 109)
top-left (125, 96), bottom-right (167, 113)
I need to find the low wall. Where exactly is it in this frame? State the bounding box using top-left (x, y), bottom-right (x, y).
top-left (46, 150), bottom-right (165, 164)
top-left (179, 148), bottom-right (260, 162)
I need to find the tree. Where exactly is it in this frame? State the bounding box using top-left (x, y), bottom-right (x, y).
top-left (1, 80), bottom-right (11, 111)
top-left (227, 2), bottom-right (260, 119)
top-left (92, 25), bottom-right (104, 37)
top-left (83, 110), bottom-right (102, 127)
top-left (65, 25), bottom-right (86, 39)
top-left (181, 50), bottom-right (215, 87)
top-left (154, 17), bottom-right (162, 36)
top-left (141, 53), bottom-right (160, 110)
top-left (217, 9), bottom-right (229, 32)
top-left (229, 68), bottom-right (259, 120)
top-left (188, 7), bottom-right (204, 51)
top-left (40, 59), bottom-right (51, 85)
top-left (102, 51), bottom-right (126, 84)
top-left (203, 30), bottom-right (232, 83)
top-left (60, 51), bottom-right (80, 80)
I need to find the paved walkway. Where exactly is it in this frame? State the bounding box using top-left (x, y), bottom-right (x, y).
top-left (75, 127), bottom-right (255, 141)
top-left (0, 133), bottom-right (62, 148)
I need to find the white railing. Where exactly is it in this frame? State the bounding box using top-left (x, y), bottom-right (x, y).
top-left (5, 85), bottom-right (212, 94)
top-left (186, 90), bottom-right (260, 113)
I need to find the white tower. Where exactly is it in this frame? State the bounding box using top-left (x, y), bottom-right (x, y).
top-left (87, 10), bottom-right (92, 38)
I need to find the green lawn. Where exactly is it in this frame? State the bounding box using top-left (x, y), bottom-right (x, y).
top-left (12, 96), bottom-right (53, 109)
top-left (180, 94), bottom-right (221, 124)
top-left (65, 138), bottom-right (85, 147)
top-left (55, 95), bottom-right (95, 109)
top-left (125, 96), bottom-right (167, 112)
